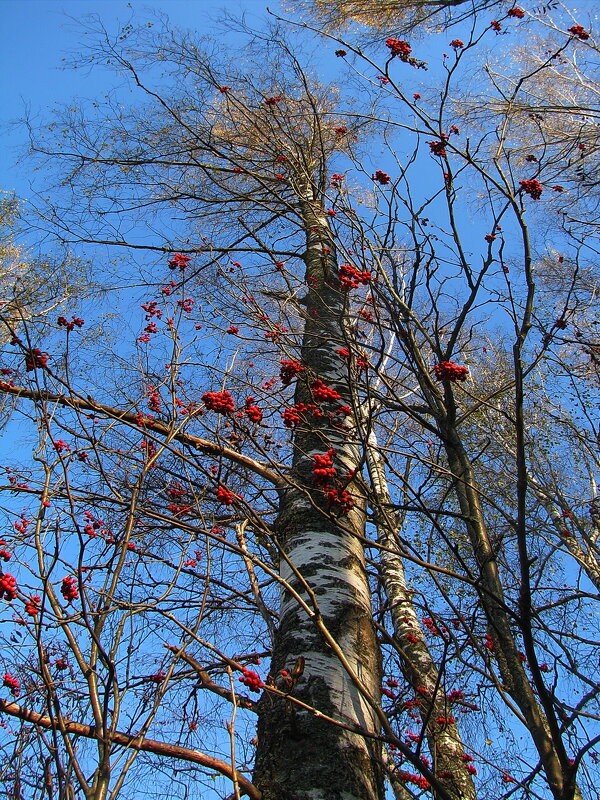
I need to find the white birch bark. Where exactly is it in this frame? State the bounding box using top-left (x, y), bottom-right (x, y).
top-left (253, 194), bottom-right (384, 800)
top-left (364, 421), bottom-right (477, 800)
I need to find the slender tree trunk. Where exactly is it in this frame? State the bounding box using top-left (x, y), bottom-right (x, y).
top-left (253, 197), bottom-right (384, 800)
top-left (364, 424), bottom-right (477, 800)
top-left (441, 422), bottom-right (582, 800)
top-left (529, 476), bottom-right (600, 593)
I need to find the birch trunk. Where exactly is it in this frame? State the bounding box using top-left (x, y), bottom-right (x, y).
top-left (253, 197), bottom-right (384, 800)
top-left (364, 424), bottom-right (477, 800)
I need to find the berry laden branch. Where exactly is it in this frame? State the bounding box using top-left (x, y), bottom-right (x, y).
top-left (0, 382), bottom-right (284, 487)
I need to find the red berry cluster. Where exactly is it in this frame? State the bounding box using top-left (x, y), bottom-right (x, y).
top-left (436, 715), bottom-right (457, 726)
top-left (397, 772), bottom-right (430, 791)
top-left (0, 573), bottom-right (17, 601)
top-left (141, 301), bottom-right (162, 319)
top-left (429, 137), bottom-right (449, 158)
top-left (25, 348), bottom-right (49, 371)
top-left (263, 95), bottom-right (282, 107)
top-left (519, 178), bottom-right (543, 199)
top-left (244, 397), bottom-right (263, 423)
top-left (372, 169), bottom-right (391, 185)
top-left (433, 361), bottom-right (469, 382)
top-left (216, 485), bottom-right (236, 505)
top-left (325, 487), bottom-right (355, 515)
top-left (202, 391), bottom-right (235, 414)
top-left (239, 668), bottom-right (264, 692)
top-left (14, 517), bottom-right (30, 534)
top-left (147, 387), bottom-right (162, 413)
top-left (507, 7), bottom-right (525, 17)
top-left (310, 380), bottom-right (342, 403)
top-left (385, 37), bottom-right (412, 59)
top-left (450, 39), bottom-right (464, 48)
top-left (24, 595), bottom-right (41, 616)
top-left (313, 449), bottom-right (337, 487)
top-left (2, 673), bottom-right (20, 697)
top-left (168, 253), bottom-right (191, 271)
top-left (177, 297), bottom-right (194, 313)
top-left (568, 25), bottom-right (589, 40)
top-left (338, 264), bottom-right (372, 291)
top-left (54, 439), bottom-right (71, 454)
top-left (57, 316), bottom-right (85, 331)
top-left (61, 576), bottom-right (79, 603)
top-left (280, 359), bottom-right (304, 386)
top-left (282, 402), bottom-right (319, 427)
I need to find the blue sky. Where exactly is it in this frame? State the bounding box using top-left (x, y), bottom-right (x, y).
top-left (0, 0), bottom-right (277, 196)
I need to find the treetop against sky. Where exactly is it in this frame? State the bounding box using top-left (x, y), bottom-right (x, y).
top-left (0, 2), bottom-right (598, 800)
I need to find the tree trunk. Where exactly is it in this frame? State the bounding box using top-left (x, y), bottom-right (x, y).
top-left (365, 424), bottom-right (477, 800)
top-left (441, 422), bottom-right (581, 800)
top-left (253, 196), bottom-right (384, 800)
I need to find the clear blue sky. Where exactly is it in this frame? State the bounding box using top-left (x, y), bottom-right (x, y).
top-left (0, 0), bottom-right (277, 196)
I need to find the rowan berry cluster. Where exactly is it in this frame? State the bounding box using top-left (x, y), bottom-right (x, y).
top-left (568, 25), bottom-right (589, 40)
top-left (519, 178), bottom-right (543, 199)
top-left (338, 264), bottom-right (372, 291)
top-left (433, 361), bottom-right (469, 382)
top-left (25, 348), bottom-right (49, 371)
top-left (24, 595), bottom-right (41, 616)
top-left (244, 397), bottom-right (263, 423)
top-left (507, 7), bottom-right (525, 17)
top-left (239, 668), bottom-right (263, 692)
top-left (202, 391), bottom-right (235, 413)
top-left (2, 673), bottom-right (20, 697)
top-left (177, 297), bottom-right (194, 313)
top-left (145, 387), bottom-right (161, 413)
top-left (310, 380), bottom-right (342, 403)
top-left (385, 38), bottom-right (412, 59)
top-left (325, 487), bottom-right (355, 515)
top-left (282, 403), bottom-right (319, 427)
top-left (61, 576), bottom-right (79, 603)
top-left (429, 137), bottom-right (449, 158)
top-left (0, 573), bottom-right (17, 601)
top-left (280, 359), bottom-right (304, 386)
top-left (372, 169), bottom-right (391, 185)
top-left (397, 772), bottom-right (430, 790)
top-left (313, 449), bottom-right (337, 487)
top-left (168, 253), bottom-right (191, 271)
top-left (57, 316), bottom-right (85, 331)
top-left (216, 486), bottom-right (237, 505)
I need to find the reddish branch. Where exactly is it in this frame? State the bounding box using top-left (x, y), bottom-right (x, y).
top-left (0, 699), bottom-right (261, 799)
top-left (0, 382), bottom-right (284, 487)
